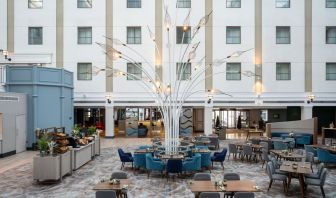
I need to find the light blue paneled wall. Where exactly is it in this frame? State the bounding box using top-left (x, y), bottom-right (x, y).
top-left (6, 66), bottom-right (74, 148)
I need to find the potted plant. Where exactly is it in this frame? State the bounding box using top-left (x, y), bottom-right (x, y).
top-left (72, 124), bottom-right (81, 138)
top-left (37, 134), bottom-right (49, 156)
top-left (87, 126), bottom-right (97, 136)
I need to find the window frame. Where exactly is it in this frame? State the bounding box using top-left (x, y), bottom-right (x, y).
top-left (176, 26), bottom-right (191, 44)
top-left (326, 26), bottom-right (336, 44)
top-left (226, 63), bottom-right (241, 80)
top-left (326, 0), bottom-right (336, 8)
top-left (77, 0), bottom-right (92, 8)
top-left (226, 0), bottom-right (241, 8)
top-left (127, 63), bottom-right (142, 80)
top-left (226, 26), bottom-right (241, 44)
top-left (176, 62), bottom-right (192, 81)
top-left (326, 63), bottom-right (336, 80)
top-left (127, 27), bottom-right (142, 44)
top-left (28, 27), bottom-right (43, 45)
top-left (127, 0), bottom-right (141, 8)
top-left (276, 26), bottom-right (291, 44)
top-left (28, 0), bottom-right (43, 9)
top-left (176, 0), bottom-right (191, 8)
top-left (276, 62), bottom-right (291, 80)
top-left (77, 27), bottom-right (92, 45)
top-left (275, 0), bottom-right (290, 8)
top-left (77, 63), bottom-right (92, 81)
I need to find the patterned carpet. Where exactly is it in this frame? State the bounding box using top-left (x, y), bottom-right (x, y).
top-left (0, 140), bottom-right (336, 198)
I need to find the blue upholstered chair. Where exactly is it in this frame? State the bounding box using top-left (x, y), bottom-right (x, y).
top-left (145, 153), bottom-right (165, 178)
top-left (196, 145), bottom-right (209, 150)
top-left (200, 152), bottom-right (211, 172)
top-left (296, 135), bottom-right (312, 147)
top-left (117, 148), bottom-right (134, 170)
top-left (134, 153), bottom-right (147, 170)
top-left (182, 153), bottom-right (201, 173)
top-left (273, 141), bottom-right (288, 150)
top-left (211, 148), bottom-right (228, 169)
top-left (305, 145), bottom-right (317, 156)
top-left (317, 148), bottom-right (336, 164)
top-left (96, 190), bottom-right (117, 198)
top-left (166, 159), bottom-right (182, 180)
top-left (138, 145), bottom-right (152, 149)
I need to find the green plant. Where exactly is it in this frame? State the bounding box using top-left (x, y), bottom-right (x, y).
top-left (87, 126), bottom-right (97, 136)
top-left (72, 124), bottom-right (81, 137)
top-left (37, 133), bottom-right (49, 152)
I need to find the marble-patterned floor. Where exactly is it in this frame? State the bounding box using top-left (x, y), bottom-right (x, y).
top-left (0, 139), bottom-right (335, 198)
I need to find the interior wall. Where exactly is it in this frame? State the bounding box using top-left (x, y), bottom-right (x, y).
top-left (0, 114), bottom-right (2, 140)
top-left (287, 106), bottom-right (301, 121)
top-left (313, 106), bottom-right (336, 133)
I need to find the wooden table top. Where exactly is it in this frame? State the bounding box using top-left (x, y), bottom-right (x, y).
top-left (270, 150), bottom-right (305, 159)
top-left (158, 154), bottom-right (185, 160)
top-left (189, 180), bottom-right (259, 193)
top-left (235, 143), bottom-right (263, 149)
top-left (311, 144), bottom-right (336, 153)
top-left (134, 149), bottom-right (154, 154)
top-left (280, 161), bottom-right (311, 174)
top-left (93, 179), bottom-right (130, 190)
top-left (192, 149), bottom-right (211, 153)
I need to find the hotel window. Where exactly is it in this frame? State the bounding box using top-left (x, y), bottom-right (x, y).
top-left (326, 27), bottom-right (336, 44)
top-left (177, 0), bottom-right (191, 8)
top-left (28, 27), bottom-right (43, 45)
top-left (326, 0), bottom-right (336, 8)
top-left (226, 0), bottom-right (241, 8)
top-left (276, 63), bottom-right (291, 80)
top-left (127, 27), bottom-right (141, 44)
top-left (78, 0), bottom-right (92, 8)
top-left (276, 26), bottom-right (290, 44)
top-left (226, 63), bottom-right (241, 80)
top-left (176, 63), bottom-right (191, 80)
top-left (127, 0), bottom-right (141, 8)
top-left (226, 27), bottom-right (241, 44)
top-left (78, 27), bottom-right (92, 44)
top-left (28, 0), bottom-right (43, 9)
top-left (77, 63), bottom-right (92, 80)
top-left (326, 63), bottom-right (336, 80)
top-left (276, 0), bottom-right (290, 8)
top-left (127, 63), bottom-right (142, 80)
top-left (176, 26), bottom-right (191, 44)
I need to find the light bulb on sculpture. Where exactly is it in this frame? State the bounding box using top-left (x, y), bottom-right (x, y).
top-left (95, 4), bottom-right (254, 155)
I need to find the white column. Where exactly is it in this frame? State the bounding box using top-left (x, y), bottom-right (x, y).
top-left (301, 106), bottom-right (313, 120)
top-left (105, 105), bottom-right (114, 137)
top-left (204, 106), bottom-right (213, 135)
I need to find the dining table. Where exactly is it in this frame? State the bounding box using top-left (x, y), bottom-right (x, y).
top-left (279, 161), bottom-right (311, 198)
top-left (189, 180), bottom-right (260, 195)
top-left (93, 179), bottom-right (131, 198)
top-left (270, 150), bottom-right (305, 161)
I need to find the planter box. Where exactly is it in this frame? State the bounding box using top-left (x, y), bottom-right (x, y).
top-left (72, 142), bottom-right (93, 170)
top-left (33, 150), bottom-right (72, 182)
top-left (94, 136), bottom-right (100, 156)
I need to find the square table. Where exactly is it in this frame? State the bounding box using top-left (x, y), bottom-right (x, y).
top-left (93, 179), bottom-right (130, 191)
top-left (280, 161), bottom-right (311, 198)
top-left (270, 150), bottom-right (305, 161)
top-left (189, 180), bottom-right (259, 194)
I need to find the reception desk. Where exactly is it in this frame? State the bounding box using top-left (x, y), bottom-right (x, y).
top-left (322, 127), bottom-right (336, 144)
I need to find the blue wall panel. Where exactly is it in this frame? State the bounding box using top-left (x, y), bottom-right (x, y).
top-left (6, 66), bottom-right (74, 147)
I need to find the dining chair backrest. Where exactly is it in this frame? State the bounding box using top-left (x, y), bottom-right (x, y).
top-left (234, 192), bottom-right (255, 198)
top-left (224, 173), bottom-right (240, 181)
top-left (138, 145), bottom-right (151, 149)
top-left (320, 168), bottom-right (328, 186)
top-left (111, 171), bottom-right (127, 179)
top-left (261, 149), bottom-right (270, 162)
top-left (166, 159), bottom-right (182, 173)
top-left (266, 162), bottom-right (274, 180)
top-left (305, 152), bottom-right (314, 163)
top-left (229, 143), bottom-right (237, 153)
top-left (270, 157), bottom-right (281, 169)
top-left (96, 190), bottom-right (117, 198)
top-left (259, 142), bottom-right (269, 152)
top-left (193, 173), bottom-right (211, 181)
top-left (199, 192), bottom-right (220, 198)
top-left (242, 145), bottom-right (253, 155)
top-left (304, 145), bottom-right (317, 156)
top-left (317, 163), bottom-right (325, 177)
top-left (251, 139), bottom-right (260, 145)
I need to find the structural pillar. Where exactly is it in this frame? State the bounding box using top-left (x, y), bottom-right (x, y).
top-left (204, 106), bottom-right (213, 135)
top-left (105, 105), bottom-right (114, 138)
top-left (301, 106), bottom-right (313, 120)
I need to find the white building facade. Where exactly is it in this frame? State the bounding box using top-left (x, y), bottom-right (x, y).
top-left (0, 0), bottom-right (336, 137)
